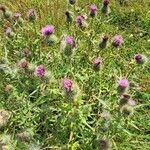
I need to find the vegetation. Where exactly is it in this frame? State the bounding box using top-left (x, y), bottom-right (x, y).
top-left (0, 0), bottom-right (150, 149)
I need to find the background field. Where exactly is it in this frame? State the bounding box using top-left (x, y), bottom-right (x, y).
top-left (0, 0), bottom-right (150, 149)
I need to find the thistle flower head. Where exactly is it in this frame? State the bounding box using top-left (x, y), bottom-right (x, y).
top-left (134, 54), bottom-right (147, 64)
top-left (94, 57), bottom-right (102, 70)
top-left (76, 15), bottom-right (84, 26)
top-left (90, 4), bottom-right (97, 13)
top-left (66, 36), bottom-right (75, 48)
top-left (99, 139), bottom-right (109, 150)
top-left (63, 79), bottom-right (73, 92)
top-left (27, 9), bottom-right (37, 21)
top-left (34, 65), bottom-right (45, 77)
top-left (17, 58), bottom-right (28, 69)
top-left (119, 94), bottom-right (131, 106)
top-left (113, 35), bottom-right (123, 47)
top-left (15, 13), bottom-right (21, 18)
top-left (128, 99), bottom-right (136, 106)
top-left (102, 35), bottom-right (109, 42)
top-left (69, 0), bottom-right (76, 5)
top-left (103, 0), bottom-right (110, 6)
top-left (118, 79), bottom-right (129, 89)
top-left (41, 25), bottom-right (55, 37)
top-left (6, 27), bottom-right (12, 35)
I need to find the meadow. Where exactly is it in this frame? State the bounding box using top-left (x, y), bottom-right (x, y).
top-left (0, 0), bottom-right (150, 149)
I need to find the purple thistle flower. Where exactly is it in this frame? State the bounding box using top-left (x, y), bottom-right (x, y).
top-left (112, 35), bottom-right (123, 47)
top-left (63, 79), bottom-right (73, 92)
top-left (90, 4), bottom-right (97, 17)
top-left (76, 15), bottom-right (84, 27)
top-left (27, 9), bottom-right (37, 21)
top-left (94, 57), bottom-right (102, 70)
top-left (6, 27), bottom-right (12, 35)
top-left (15, 13), bottom-right (21, 18)
top-left (34, 65), bottom-right (45, 77)
top-left (118, 79), bottom-right (129, 89)
top-left (41, 25), bottom-right (55, 37)
top-left (66, 36), bottom-right (75, 48)
top-left (134, 54), bottom-right (147, 64)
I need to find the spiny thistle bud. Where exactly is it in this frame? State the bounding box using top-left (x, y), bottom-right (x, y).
top-left (99, 139), bottom-right (110, 150)
top-left (69, 0), bottom-right (76, 5)
top-left (101, 0), bottom-right (111, 15)
top-left (89, 4), bottom-right (97, 17)
top-left (93, 57), bottom-right (102, 71)
top-left (65, 11), bottom-right (73, 24)
top-left (17, 58), bottom-right (29, 69)
top-left (4, 10), bottom-right (13, 20)
top-left (121, 105), bottom-right (133, 116)
top-left (119, 94), bottom-right (130, 106)
top-left (27, 9), bottom-right (37, 21)
top-left (99, 35), bottom-right (109, 48)
top-left (0, 109), bottom-right (10, 127)
top-left (134, 54), bottom-right (148, 65)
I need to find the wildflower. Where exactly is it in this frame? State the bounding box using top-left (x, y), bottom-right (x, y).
top-left (17, 58), bottom-right (28, 69)
top-left (69, 0), bottom-right (76, 5)
top-left (76, 15), bottom-right (87, 28)
top-left (112, 35), bottom-right (123, 47)
top-left (34, 65), bottom-right (45, 77)
top-left (101, 0), bottom-right (111, 15)
top-left (93, 57), bottom-right (102, 70)
top-left (66, 36), bottom-right (75, 48)
top-left (134, 54), bottom-right (148, 64)
top-left (27, 9), bottom-right (37, 21)
top-left (14, 13), bottom-right (21, 18)
top-left (128, 99), bottom-right (136, 106)
top-left (41, 25), bottom-right (55, 37)
top-left (63, 79), bottom-right (73, 93)
top-left (0, 109), bottom-right (10, 127)
top-left (99, 35), bottom-right (109, 48)
top-left (99, 139), bottom-right (109, 150)
top-left (90, 4), bottom-right (97, 17)
top-left (76, 16), bottom-right (84, 27)
top-left (6, 27), bottom-right (12, 35)
top-left (5, 27), bottom-right (14, 37)
top-left (119, 94), bottom-right (131, 106)
top-left (118, 79), bottom-right (129, 89)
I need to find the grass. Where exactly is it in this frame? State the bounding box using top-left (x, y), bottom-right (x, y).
top-left (0, 0), bottom-right (150, 149)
